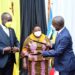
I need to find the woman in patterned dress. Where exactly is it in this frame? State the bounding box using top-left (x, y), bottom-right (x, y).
top-left (22, 25), bottom-right (52, 75)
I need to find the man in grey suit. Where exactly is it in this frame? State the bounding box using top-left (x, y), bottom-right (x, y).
top-left (42, 16), bottom-right (75, 75)
top-left (0, 12), bottom-right (19, 75)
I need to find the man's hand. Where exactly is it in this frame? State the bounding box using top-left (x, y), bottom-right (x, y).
top-left (3, 47), bottom-right (11, 54)
top-left (12, 47), bottom-right (19, 53)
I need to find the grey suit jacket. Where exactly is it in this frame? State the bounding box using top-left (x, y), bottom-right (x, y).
top-left (0, 25), bottom-right (19, 68)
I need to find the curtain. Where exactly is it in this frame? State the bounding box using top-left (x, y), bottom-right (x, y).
top-left (20, 0), bottom-right (47, 49)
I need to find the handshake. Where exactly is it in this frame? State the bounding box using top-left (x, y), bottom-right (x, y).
top-left (3, 46), bottom-right (19, 54)
top-left (31, 50), bottom-right (42, 55)
top-left (21, 50), bottom-right (42, 58)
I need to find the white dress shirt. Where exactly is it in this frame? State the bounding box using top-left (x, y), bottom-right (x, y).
top-left (0, 24), bottom-right (10, 37)
top-left (57, 26), bottom-right (65, 34)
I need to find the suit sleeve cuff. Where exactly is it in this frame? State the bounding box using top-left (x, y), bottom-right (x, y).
top-left (0, 48), bottom-right (4, 54)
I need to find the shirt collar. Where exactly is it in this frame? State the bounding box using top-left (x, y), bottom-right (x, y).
top-left (57, 26), bottom-right (65, 34)
top-left (0, 24), bottom-right (8, 30)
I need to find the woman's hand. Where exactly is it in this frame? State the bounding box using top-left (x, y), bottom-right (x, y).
top-left (22, 62), bottom-right (27, 70)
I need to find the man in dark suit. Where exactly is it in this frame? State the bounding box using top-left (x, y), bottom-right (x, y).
top-left (0, 12), bottom-right (19, 75)
top-left (42, 16), bottom-right (75, 75)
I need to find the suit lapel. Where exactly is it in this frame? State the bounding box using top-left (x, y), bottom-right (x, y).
top-left (55, 28), bottom-right (66, 48)
top-left (55, 34), bottom-right (60, 47)
top-left (0, 25), bottom-right (10, 45)
top-left (0, 25), bottom-right (10, 38)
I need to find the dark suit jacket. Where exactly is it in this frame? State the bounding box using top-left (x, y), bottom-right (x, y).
top-left (42, 27), bottom-right (75, 71)
top-left (0, 25), bottom-right (19, 68)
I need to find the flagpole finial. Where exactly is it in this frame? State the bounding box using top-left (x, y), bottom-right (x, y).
top-left (9, 2), bottom-right (14, 15)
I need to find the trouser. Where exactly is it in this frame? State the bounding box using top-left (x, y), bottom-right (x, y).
top-left (0, 61), bottom-right (14, 75)
top-left (59, 70), bottom-right (75, 75)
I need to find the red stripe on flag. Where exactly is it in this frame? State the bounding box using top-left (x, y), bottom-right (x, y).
top-left (49, 68), bottom-right (55, 75)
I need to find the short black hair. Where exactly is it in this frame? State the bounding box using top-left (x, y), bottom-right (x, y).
top-left (52, 16), bottom-right (64, 27)
top-left (33, 24), bottom-right (41, 30)
top-left (1, 12), bottom-right (10, 20)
